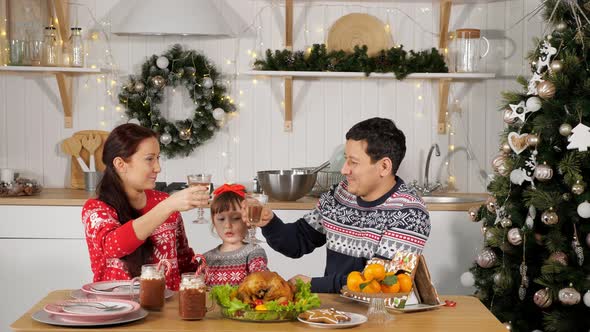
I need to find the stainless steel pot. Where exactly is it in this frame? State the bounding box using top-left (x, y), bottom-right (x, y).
top-left (257, 169), bottom-right (317, 201)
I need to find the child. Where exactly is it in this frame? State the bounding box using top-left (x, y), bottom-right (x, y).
top-left (203, 184), bottom-right (268, 286)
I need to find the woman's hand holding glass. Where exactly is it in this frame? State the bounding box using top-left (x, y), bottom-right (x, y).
top-left (164, 185), bottom-right (209, 213)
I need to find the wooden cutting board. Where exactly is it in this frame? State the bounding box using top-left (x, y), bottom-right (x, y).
top-left (69, 130), bottom-right (110, 189)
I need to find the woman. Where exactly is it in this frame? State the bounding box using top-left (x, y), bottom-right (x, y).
top-left (81, 124), bottom-right (209, 291)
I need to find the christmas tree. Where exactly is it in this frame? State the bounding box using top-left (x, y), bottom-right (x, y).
top-left (465, 1), bottom-right (590, 331)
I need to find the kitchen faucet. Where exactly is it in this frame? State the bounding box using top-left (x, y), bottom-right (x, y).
top-left (411, 144), bottom-right (442, 195)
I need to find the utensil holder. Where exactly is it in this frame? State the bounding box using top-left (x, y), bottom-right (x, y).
top-left (84, 171), bottom-right (103, 192)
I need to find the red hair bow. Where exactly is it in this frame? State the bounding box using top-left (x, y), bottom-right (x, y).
top-left (213, 183), bottom-right (246, 198)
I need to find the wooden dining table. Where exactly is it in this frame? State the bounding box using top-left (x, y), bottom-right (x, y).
top-left (11, 290), bottom-right (507, 332)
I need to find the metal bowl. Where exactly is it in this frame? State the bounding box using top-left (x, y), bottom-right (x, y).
top-left (257, 169), bottom-right (317, 201)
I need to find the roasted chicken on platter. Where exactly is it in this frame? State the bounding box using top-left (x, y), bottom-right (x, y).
top-left (236, 271), bottom-right (295, 304)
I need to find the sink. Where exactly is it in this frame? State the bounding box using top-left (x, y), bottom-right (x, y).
top-left (420, 194), bottom-right (487, 204)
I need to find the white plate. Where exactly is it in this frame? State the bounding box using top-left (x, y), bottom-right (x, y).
top-left (78, 281), bottom-right (175, 299)
top-left (298, 312), bottom-right (367, 329)
top-left (43, 299), bottom-right (139, 323)
top-left (31, 308), bottom-right (148, 327)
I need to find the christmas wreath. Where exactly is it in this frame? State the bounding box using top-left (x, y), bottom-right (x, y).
top-left (118, 44), bottom-right (236, 158)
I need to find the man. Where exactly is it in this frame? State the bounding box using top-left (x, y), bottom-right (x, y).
top-left (247, 117), bottom-right (430, 293)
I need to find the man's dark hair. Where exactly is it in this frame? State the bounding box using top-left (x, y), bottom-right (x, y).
top-left (345, 117), bottom-right (406, 175)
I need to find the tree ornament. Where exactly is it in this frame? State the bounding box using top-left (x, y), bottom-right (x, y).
top-left (533, 162), bottom-right (553, 181)
top-left (202, 76), bottom-right (214, 89)
top-left (486, 196), bottom-right (497, 213)
top-left (525, 133), bottom-right (540, 147)
top-left (535, 233), bottom-right (543, 245)
top-left (587, 233), bottom-right (590, 248)
top-left (583, 291), bottom-right (590, 307)
top-left (537, 81), bottom-right (556, 99)
top-left (492, 154), bottom-right (510, 176)
top-left (577, 201), bottom-right (590, 218)
top-left (502, 322), bottom-right (512, 330)
top-left (156, 56), bottom-right (169, 69)
top-left (572, 225), bottom-right (584, 266)
top-left (533, 288), bottom-right (552, 308)
top-left (507, 132), bottom-right (529, 154)
top-left (503, 109), bottom-right (517, 124)
top-left (500, 217), bottom-right (513, 228)
top-left (501, 143), bottom-right (512, 154)
top-left (507, 228), bottom-right (523, 245)
top-left (151, 75), bottom-right (166, 89)
top-left (507, 101), bottom-right (528, 123)
top-left (567, 123), bottom-right (590, 151)
top-left (549, 251), bottom-right (568, 266)
top-left (460, 271), bottom-right (475, 287)
top-left (477, 248), bottom-right (497, 268)
top-left (134, 82), bottom-right (145, 93)
top-left (493, 271), bottom-right (512, 289)
top-left (525, 205), bottom-right (536, 229)
top-left (541, 208), bottom-right (559, 225)
top-left (558, 286), bottom-right (581, 305)
top-left (555, 22), bottom-right (568, 32)
top-left (562, 192), bottom-right (572, 201)
top-left (178, 128), bottom-right (191, 141)
top-left (212, 107), bottom-right (225, 121)
top-left (549, 59), bottom-right (563, 73)
top-left (525, 96), bottom-right (542, 113)
top-left (159, 132), bottom-right (172, 145)
top-left (468, 206), bottom-right (479, 222)
top-left (559, 123), bottom-right (573, 136)
top-left (572, 181), bottom-right (585, 195)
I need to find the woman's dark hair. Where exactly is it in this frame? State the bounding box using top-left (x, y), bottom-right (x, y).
top-left (345, 117), bottom-right (406, 175)
top-left (97, 123), bottom-right (158, 276)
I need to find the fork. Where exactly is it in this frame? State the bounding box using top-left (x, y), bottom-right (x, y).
top-left (90, 284), bottom-right (139, 292)
top-left (60, 303), bottom-right (125, 311)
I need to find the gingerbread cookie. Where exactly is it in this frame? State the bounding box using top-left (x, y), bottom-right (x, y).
top-left (299, 308), bottom-right (351, 324)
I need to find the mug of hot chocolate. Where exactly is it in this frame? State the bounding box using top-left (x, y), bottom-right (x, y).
top-left (131, 260), bottom-right (171, 311)
top-left (179, 255), bottom-right (214, 320)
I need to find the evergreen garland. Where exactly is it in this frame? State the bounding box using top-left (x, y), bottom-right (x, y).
top-left (118, 44), bottom-right (236, 158)
top-left (253, 44), bottom-right (448, 79)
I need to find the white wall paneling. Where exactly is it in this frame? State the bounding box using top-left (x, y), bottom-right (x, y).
top-left (0, 0), bottom-right (542, 192)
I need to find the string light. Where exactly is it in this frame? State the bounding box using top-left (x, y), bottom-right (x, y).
top-left (252, 79), bottom-right (258, 85)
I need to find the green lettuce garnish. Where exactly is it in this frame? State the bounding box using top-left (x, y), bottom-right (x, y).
top-left (210, 279), bottom-right (321, 320)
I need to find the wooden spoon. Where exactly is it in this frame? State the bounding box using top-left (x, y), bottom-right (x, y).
top-left (62, 137), bottom-right (90, 172)
top-left (81, 134), bottom-right (102, 172)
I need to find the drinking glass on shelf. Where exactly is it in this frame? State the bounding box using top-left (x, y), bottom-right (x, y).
top-left (187, 174), bottom-right (211, 224)
top-left (244, 193), bottom-right (268, 244)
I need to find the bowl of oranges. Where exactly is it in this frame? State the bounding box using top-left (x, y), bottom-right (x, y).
top-left (341, 263), bottom-right (413, 309)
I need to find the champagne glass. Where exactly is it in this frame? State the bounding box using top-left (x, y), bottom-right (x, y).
top-left (187, 174), bottom-right (211, 224)
top-left (244, 193), bottom-right (268, 244)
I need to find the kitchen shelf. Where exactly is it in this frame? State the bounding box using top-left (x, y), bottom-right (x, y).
top-left (269, 0), bottom-right (497, 133)
top-left (0, 66), bottom-right (102, 74)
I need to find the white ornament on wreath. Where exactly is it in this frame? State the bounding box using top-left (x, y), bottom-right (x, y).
top-left (577, 201), bottom-right (590, 219)
top-left (202, 77), bottom-right (214, 89)
top-left (566, 123), bottom-right (590, 152)
top-left (212, 108), bottom-right (226, 121)
top-left (156, 56), bottom-right (169, 69)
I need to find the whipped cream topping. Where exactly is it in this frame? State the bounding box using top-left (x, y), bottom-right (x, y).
top-left (141, 266), bottom-right (164, 280)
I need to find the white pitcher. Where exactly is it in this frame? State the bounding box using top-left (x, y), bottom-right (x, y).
top-left (453, 28), bottom-right (490, 73)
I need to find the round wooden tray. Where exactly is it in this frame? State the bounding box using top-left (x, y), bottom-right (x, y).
top-left (327, 13), bottom-right (392, 56)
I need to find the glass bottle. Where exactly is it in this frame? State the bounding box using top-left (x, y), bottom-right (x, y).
top-left (69, 27), bottom-right (83, 67)
top-left (42, 26), bottom-right (58, 66)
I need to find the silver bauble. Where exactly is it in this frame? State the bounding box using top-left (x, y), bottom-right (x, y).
top-left (151, 75), bottom-right (166, 89)
top-left (501, 143), bottom-right (512, 154)
top-left (202, 76), bottom-right (214, 89)
top-left (503, 109), bottom-right (516, 124)
top-left (577, 201), bottom-right (590, 218)
top-left (156, 56), bottom-right (169, 69)
top-left (562, 192), bottom-right (572, 201)
top-left (558, 287), bottom-right (581, 305)
top-left (477, 248), bottom-right (497, 268)
top-left (526, 133), bottom-right (540, 147)
top-left (533, 163), bottom-right (553, 182)
top-left (541, 209), bottom-right (559, 225)
top-left (500, 217), bottom-right (513, 228)
top-left (555, 22), bottom-right (568, 32)
top-left (507, 228), bottom-right (523, 245)
top-left (550, 60), bottom-right (563, 73)
top-left (134, 82), bottom-right (145, 93)
top-left (559, 123), bottom-right (573, 136)
top-left (486, 196), bottom-right (497, 213)
top-left (492, 154), bottom-right (510, 176)
top-left (178, 128), bottom-right (191, 141)
top-left (549, 251), bottom-right (568, 266)
top-left (537, 81), bottom-right (556, 99)
top-left (468, 206), bottom-right (479, 222)
top-left (572, 181), bottom-right (585, 195)
top-left (159, 132), bottom-right (172, 145)
top-left (212, 107), bottom-right (225, 121)
top-left (583, 290), bottom-right (590, 307)
top-left (493, 271), bottom-right (512, 289)
top-left (533, 288), bottom-right (552, 308)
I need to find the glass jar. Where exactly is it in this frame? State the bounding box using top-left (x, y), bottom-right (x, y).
top-left (69, 27), bottom-right (83, 67)
top-left (42, 26), bottom-right (58, 66)
top-left (179, 273), bottom-right (213, 320)
top-left (131, 264), bottom-right (166, 311)
top-left (453, 28), bottom-right (490, 73)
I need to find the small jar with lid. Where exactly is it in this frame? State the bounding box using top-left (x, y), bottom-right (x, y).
top-left (42, 26), bottom-right (58, 66)
top-left (69, 27), bottom-right (84, 67)
top-left (178, 273), bottom-right (213, 320)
